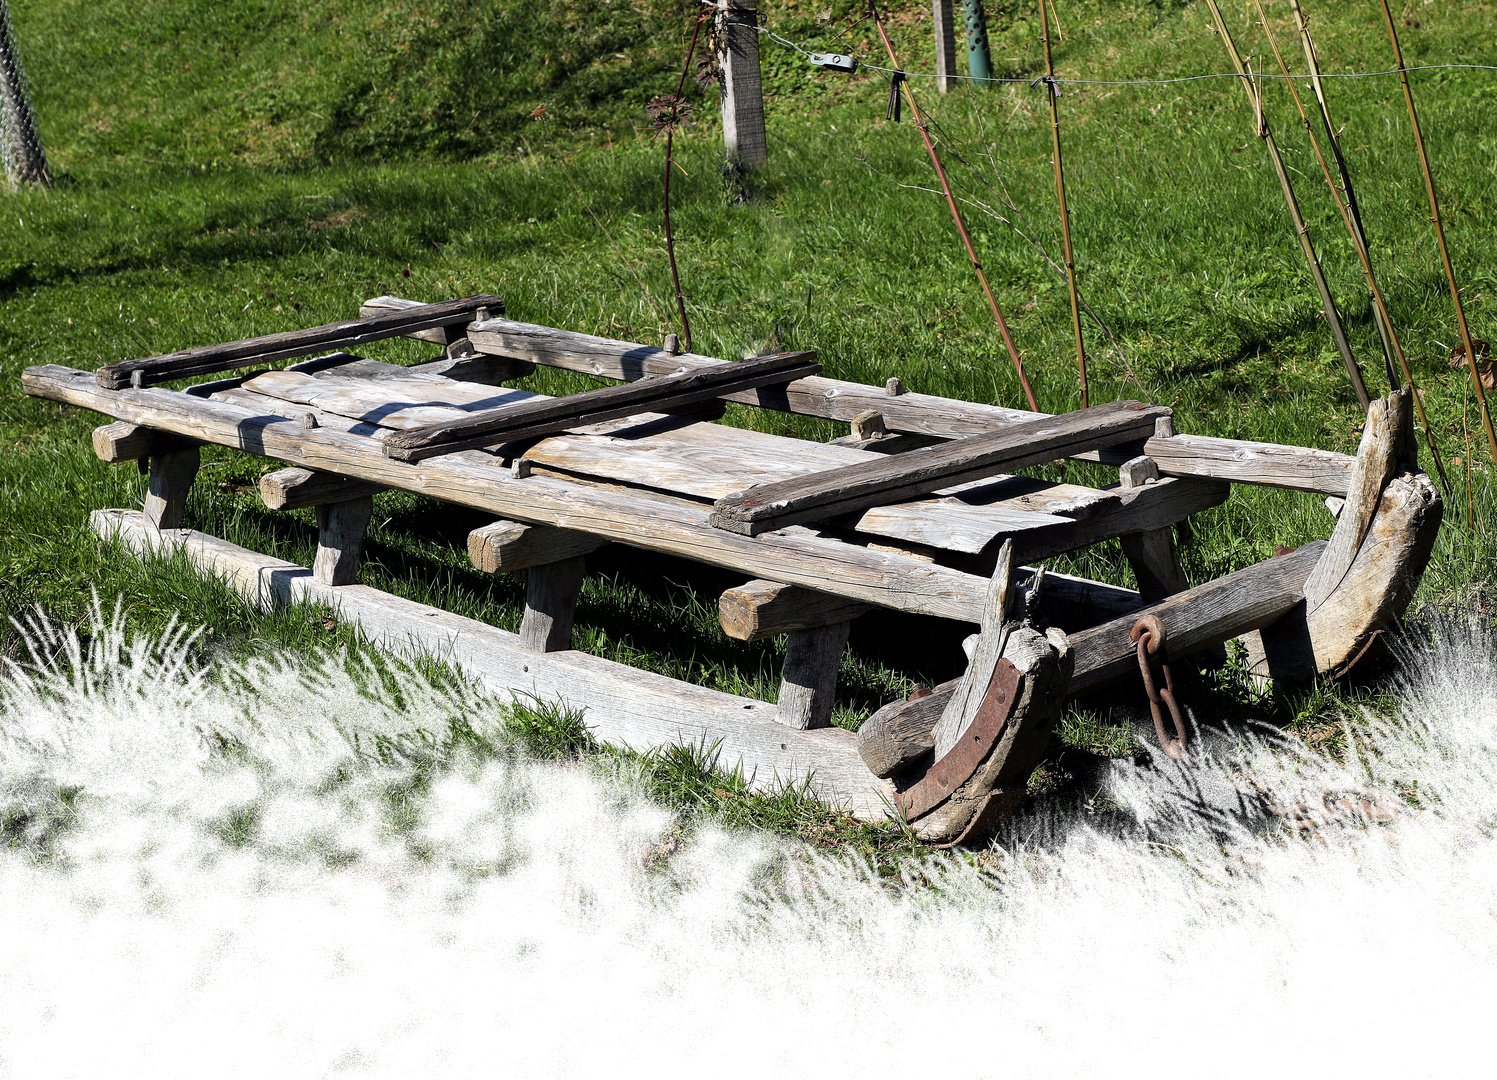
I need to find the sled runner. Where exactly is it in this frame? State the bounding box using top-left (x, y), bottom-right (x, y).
top-left (22, 294), bottom-right (1442, 843)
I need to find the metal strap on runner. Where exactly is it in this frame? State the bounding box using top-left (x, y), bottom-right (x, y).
top-left (897, 658), bottom-right (1023, 820)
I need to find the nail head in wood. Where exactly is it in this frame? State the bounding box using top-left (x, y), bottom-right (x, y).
top-left (885, 376), bottom-right (904, 396)
top-left (663, 333), bottom-right (681, 356)
top-left (302, 412), bottom-right (319, 430)
top-left (510, 457), bottom-right (533, 478)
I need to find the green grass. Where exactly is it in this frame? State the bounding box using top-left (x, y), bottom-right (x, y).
top-left (2, 0), bottom-right (1495, 851)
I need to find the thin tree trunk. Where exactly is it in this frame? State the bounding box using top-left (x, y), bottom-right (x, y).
top-left (0, 0), bottom-right (50, 187)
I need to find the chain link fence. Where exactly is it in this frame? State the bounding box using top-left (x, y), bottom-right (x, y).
top-left (0, 0), bottom-right (50, 188)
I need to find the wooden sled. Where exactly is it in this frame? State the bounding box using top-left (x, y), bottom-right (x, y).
top-left (22, 294), bottom-right (1442, 844)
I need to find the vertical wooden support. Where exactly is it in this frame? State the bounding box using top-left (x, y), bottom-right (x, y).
top-left (932, 0), bottom-right (957, 93)
top-left (313, 495), bottom-right (374, 586)
top-left (143, 446), bottom-right (200, 530)
top-left (1117, 455), bottom-right (1192, 603)
top-left (776, 621), bottom-right (850, 730)
top-left (520, 555), bottom-right (586, 653)
top-left (717, 0), bottom-right (767, 170)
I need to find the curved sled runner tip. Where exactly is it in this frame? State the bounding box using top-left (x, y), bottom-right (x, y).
top-left (902, 624), bottom-right (1072, 846)
top-left (1243, 387), bottom-right (1443, 684)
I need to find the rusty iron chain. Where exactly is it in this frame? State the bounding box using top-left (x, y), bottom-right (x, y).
top-left (1130, 614), bottom-right (1189, 760)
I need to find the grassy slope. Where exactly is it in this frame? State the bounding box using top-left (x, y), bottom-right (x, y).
top-left (2, 0), bottom-right (1495, 853)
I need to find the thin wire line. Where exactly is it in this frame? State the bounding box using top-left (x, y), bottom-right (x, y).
top-left (748, 23), bottom-right (1497, 88)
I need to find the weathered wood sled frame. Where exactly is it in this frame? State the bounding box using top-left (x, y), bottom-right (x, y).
top-left (22, 294), bottom-right (1442, 844)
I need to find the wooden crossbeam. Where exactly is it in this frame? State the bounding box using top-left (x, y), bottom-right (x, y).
top-left (94, 295), bottom-right (504, 390)
top-left (855, 541), bottom-right (1326, 776)
top-left (711, 401), bottom-right (1171, 536)
top-left (382, 351), bottom-right (819, 462)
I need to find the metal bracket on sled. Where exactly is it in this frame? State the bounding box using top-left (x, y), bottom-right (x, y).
top-left (897, 657), bottom-right (1023, 820)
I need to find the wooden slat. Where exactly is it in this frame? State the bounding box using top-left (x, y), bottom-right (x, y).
top-left (711, 402), bottom-right (1170, 535)
top-left (239, 359), bottom-right (1180, 563)
top-left (457, 311), bottom-right (1357, 494)
top-left (381, 351), bottom-right (820, 462)
top-left (94, 295), bottom-right (503, 389)
top-left (241, 369), bottom-right (537, 430)
top-left (25, 365), bottom-right (992, 621)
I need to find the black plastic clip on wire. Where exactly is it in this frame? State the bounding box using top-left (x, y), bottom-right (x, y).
top-left (886, 71), bottom-right (906, 121)
top-left (1030, 74), bottom-right (1062, 98)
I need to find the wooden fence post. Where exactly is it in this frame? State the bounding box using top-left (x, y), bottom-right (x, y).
top-left (717, 0), bottom-right (767, 169)
top-left (933, 0), bottom-right (957, 94)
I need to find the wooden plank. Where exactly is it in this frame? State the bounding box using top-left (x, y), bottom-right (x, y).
top-left (92, 421), bottom-right (196, 464)
top-left (409, 351), bottom-right (533, 385)
top-left (776, 622), bottom-right (849, 730)
top-left (520, 556), bottom-right (586, 653)
top-left (92, 509), bottom-right (900, 820)
top-left (853, 543), bottom-right (1326, 769)
top-left (711, 402), bottom-right (1170, 536)
top-left (468, 520), bottom-right (609, 574)
top-left (241, 369), bottom-right (537, 430)
top-left (261, 467), bottom-right (386, 511)
top-left (462, 314), bottom-right (1358, 493)
top-left (524, 416), bottom-right (1077, 554)
top-left (27, 366), bottom-right (991, 621)
top-left (95, 295), bottom-right (504, 389)
top-left (381, 352), bottom-right (820, 462)
top-left (144, 446), bottom-right (199, 529)
top-left (718, 580), bottom-right (870, 642)
top-left (361, 296), bottom-right (496, 345)
top-left (313, 496), bottom-right (374, 586)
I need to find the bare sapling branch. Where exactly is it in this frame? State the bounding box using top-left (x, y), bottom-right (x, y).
top-left (1040, 0), bottom-right (1088, 408)
top-left (870, 1), bottom-right (1040, 411)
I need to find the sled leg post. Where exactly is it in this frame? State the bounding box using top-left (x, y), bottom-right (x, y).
top-left (1117, 455), bottom-right (1192, 602)
top-left (313, 495), bottom-right (375, 586)
top-left (143, 445), bottom-right (200, 530)
top-left (520, 555), bottom-right (586, 653)
top-left (776, 620), bottom-right (850, 730)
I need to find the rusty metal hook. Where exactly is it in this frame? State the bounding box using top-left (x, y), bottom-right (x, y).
top-left (1130, 614), bottom-right (1189, 760)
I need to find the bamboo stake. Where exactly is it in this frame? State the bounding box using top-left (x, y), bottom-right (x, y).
top-left (1254, 0), bottom-right (1448, 489)
top-left (1377, 0), bottom-right (1497, 470)
top-left (1285, 0), bottom-right (1395, 383)
top-left (1203, 0), bottom-right (1371, 412)
top-left (1040, 0), bottom-right (1087, 407)
top-left (870, 2), bottom-right (1039, 411)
